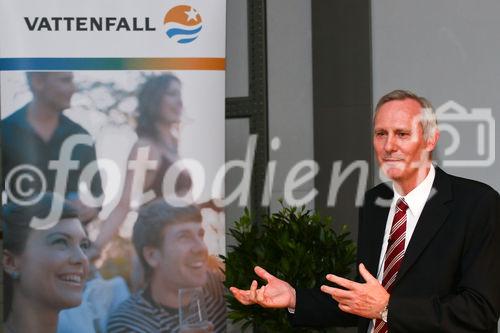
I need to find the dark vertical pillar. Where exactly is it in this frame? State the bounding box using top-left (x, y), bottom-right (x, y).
top-left (312, 0), bottom-right (373, 242)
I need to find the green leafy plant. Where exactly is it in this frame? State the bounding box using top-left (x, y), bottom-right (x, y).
top-left (223, 202), bottom-right (357, 332)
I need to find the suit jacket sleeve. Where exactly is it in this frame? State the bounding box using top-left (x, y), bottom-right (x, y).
top-left (388, 189), bottom-right (500, 333)
top-left (288, 206), bottom-right (365, 328)
top-left (289, 287), bottom-right (358, 328)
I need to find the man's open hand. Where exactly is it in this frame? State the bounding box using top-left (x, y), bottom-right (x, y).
top-left (229, 266), bottom-right (296, 309)
top-left (320, 263), bottom-right (389, 319)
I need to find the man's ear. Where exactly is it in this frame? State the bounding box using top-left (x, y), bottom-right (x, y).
top-left (142, 246), bottom-right (161, 269)
top-left (3, 249), bottom-right (20, 276)
top-left (426, 128), bottom-right (440, 152)
top-left (30, 73), bottom-right (46, 93)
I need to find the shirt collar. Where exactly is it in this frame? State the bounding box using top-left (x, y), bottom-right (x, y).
top-left (392, 164), bottom-right (436, 217)
top-left (8, 104), bottom-right (31, 129)
top-left (142, 286), bottom-right (178, 313)
top-left (11, 103), bottom-right (72, 139)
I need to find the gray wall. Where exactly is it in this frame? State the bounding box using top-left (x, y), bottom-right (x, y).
top-left (267, 0), bottom-right (315, 212)
top-left (225, 1), bottom-right (314, 332)
top-left (372, 0), bottom-right (500, 192)
top-left (372, 1), bottom-right (500, 330)
top-left (311, 0), bottom-right (373, 243)
top-left (225, 0), bottom-right (314, 218)
top-left (225, 0), bottom-right (248, 98)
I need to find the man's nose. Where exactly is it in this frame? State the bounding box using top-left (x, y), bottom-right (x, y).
top-left (192, 237), bottom-right (208, 254)
top-left (384, 134), bottom-right (396, 152)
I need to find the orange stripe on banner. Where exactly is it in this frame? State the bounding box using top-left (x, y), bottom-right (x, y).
top-left (134, 58), bottom-right (225, 70)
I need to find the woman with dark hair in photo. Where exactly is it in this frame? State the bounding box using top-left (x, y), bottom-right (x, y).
top-left (92, 74), bottom-right (191, 258)
top-left (3, 193), bottom-right (90, 333)
top-left (134, 73), bottom-right (193, 198)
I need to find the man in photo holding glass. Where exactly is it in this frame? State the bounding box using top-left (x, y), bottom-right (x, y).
top-left (107, 199), bottom-right (226, 333)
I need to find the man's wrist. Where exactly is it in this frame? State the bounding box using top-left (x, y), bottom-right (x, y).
top-left (379, 295), bottom-right (390, 322)
top-left (377, 292), bottom-right (390, 322)
top-left (288, 287), bottom-right (297, 311)
top-left (380, 304), bottom-right (389, 323)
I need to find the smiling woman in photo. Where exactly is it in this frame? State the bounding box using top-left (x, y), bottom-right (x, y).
top-left (3, 193), bottom-right (90, 333)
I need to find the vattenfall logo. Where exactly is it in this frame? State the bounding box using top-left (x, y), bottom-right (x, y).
top-left (23, 5), bottom-right (203, 44)
top-left (163, 5), bottom-right (203, 44)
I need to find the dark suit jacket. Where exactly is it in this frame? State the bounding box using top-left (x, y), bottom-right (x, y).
top-left (291, 168), bottom-right (500, 333)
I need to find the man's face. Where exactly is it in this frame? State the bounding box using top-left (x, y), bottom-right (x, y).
top-left (154, 222), bottom-right (209, 290)
top-left (34, 72), bottom-right (76, 111)
top-left (373, 98), bottom-right (437, 190)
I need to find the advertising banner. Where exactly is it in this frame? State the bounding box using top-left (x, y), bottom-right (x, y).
top-left (1, 1), bottom-right (226, 332)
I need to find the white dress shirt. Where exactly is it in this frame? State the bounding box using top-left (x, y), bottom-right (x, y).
top-left (368, 164), bottom-right (436, 333)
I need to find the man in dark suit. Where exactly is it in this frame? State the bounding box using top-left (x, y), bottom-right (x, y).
top-left (230, 90), bottom-right (500, 332)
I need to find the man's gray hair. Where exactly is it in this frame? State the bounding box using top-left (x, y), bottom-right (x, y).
top-left (375, 89), bottom-right (438, 141)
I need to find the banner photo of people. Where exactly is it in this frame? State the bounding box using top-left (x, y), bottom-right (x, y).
top-left (1, 1), bottom-right (226, 332)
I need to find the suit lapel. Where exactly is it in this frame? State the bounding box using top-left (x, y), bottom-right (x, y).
top-left (393, 167), bottom-right (452, 286)
top-left (359, 185), bottom-right (393, 333)
top-left (365, 185), bottom-right (393, 276)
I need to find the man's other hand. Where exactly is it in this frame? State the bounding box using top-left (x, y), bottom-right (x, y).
top-left (320, 263), bottom-right (389, 319)
top-left (229, 266), bottom-right (296, 309)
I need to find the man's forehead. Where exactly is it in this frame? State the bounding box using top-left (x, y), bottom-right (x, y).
top-left (377, 98), bottom-right (421, 113)
top-left (48, 72), bottom-right (73, 79)
top-left (31, 72), bottom-right (71, 81)
top-left (163, 220), bottom-right (203, 234)
top-left (375, 101), bottom-right (422, 122)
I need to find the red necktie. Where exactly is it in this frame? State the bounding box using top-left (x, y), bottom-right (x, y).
top-left (373, 198), bottom-right (409, 333)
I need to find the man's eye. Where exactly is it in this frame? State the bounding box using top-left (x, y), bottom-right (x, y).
top-left (80, 240), bottom-right (91, 251)
top-left (52, 238), bottom-right (68, 248)
top-left (178, 233), bottom-right (190, 240)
